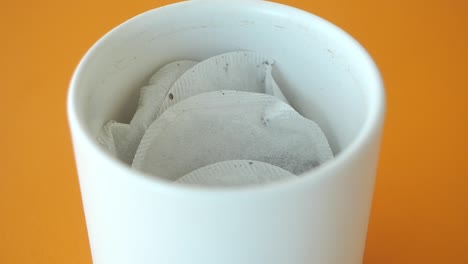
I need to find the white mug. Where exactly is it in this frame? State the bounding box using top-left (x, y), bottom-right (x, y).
top-left (67, 1), bottom-right (385, 263)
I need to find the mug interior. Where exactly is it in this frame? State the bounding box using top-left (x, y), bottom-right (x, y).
top-left (70, 0), bottom-right (382, 167)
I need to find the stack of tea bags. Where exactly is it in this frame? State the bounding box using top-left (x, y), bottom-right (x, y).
top-left (99, 51), bottom-right (333, 186)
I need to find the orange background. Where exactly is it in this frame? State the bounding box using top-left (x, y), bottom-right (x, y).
top-left (1, 0), bottom-right (467, 263)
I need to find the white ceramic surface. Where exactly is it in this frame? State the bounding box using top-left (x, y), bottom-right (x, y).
top-left (67, 0), bottom-right (385, 263)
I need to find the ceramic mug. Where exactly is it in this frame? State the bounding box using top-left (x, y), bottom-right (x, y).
top-left (67, 1), bottom-right (385, 263)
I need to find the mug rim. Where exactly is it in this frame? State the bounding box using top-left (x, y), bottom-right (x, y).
top-left (67, 0), bottom-right (385, 196)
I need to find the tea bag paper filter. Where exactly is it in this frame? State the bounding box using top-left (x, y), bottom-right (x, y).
top-left (99, 51), bottom-right (334, 186)
top-left (132, 90), bottom-right (333, 181)
top-left (99, 51), bottom-right (288, 164)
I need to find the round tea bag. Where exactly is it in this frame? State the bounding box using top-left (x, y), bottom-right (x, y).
top-left (98, 60), bottom-right (197, 163)
top-left (133, 90), bottom-right (333, 181)
top-left (157, 51), bottom-right (288, 117)
top-left (175, 160), bottom-right (297, 187)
